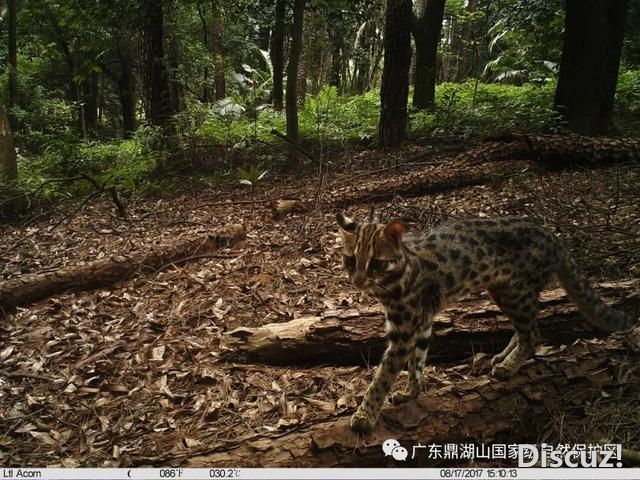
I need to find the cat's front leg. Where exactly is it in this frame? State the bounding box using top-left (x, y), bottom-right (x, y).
top-left (390, 322), bottom-right (432, 404)
top-left (351, 341), bottom-right (409, 433)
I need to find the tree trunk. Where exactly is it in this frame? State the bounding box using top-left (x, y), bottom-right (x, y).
top-left (353, 22), bottom-right (372, 94)
top-left (296, 8), bottom-right (312, 107)
top-left (328, 12), bottom-right (344, 89)
top-left (554, 0), bottom-right (628, 134)
top-left (166, 27), bottom-right (184, 116)
top-left (0, 109), bottom-right (18, 183)
top-left (211, 9), bottom-right (226, 100)
top-left (221, 281), bottom-right (638, 366)
top-left (378, 0), bottom-right (412, 149)
top-left (117, 43), bottom-right (137, 138)
top-left (82, 72), bottom-right (99, 133)
top-left (271, 0), bottom-right (286, 111)
top-left (475, 0), bottom-right (493, 83)
top-left (196, 0), bottom-right (211, 103)
top-left (0, 226), bottom-right (245, 315)
top-left (412, 0), bottom-right (447, 110)
top-left (185, 338), bottom-right (640, 467)
top-left (7, 0), bottom-right (18, 123)
top-left (285, 0), bottom-right (306, 165)
top-left (455, 0), bottom-right (478, 82)
top-left (257, 24), bottom-right (271, 52)
top-left (367, 31), bottom-right (384, 90)
top-left (140, 0), bottom-right (175, 131)
top-left (329, 40), bottom-right (342, 89)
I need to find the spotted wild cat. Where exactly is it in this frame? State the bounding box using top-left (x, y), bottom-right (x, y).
top-left (336, 213), bottom-right (638, 433)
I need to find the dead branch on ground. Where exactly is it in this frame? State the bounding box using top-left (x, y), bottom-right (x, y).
top-left (0, 225), bottom-right (245, 315)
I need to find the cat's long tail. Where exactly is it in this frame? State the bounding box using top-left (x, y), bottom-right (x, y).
top-left (556, 249), bottom-right (637, 332)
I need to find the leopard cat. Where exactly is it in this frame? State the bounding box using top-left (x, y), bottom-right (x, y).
top-left (336, 213), bottom-right (638, 433)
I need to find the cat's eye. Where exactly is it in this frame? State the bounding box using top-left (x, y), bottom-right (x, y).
top-left (343, 255), bottom-right (356, 271)
top-left (368, 258), bottom-right (389, 273)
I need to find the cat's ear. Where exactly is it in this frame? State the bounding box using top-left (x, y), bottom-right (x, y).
top-left (382, 220), bottom-right (405, 247)
top-left (336, 212), bottom-right (357, 234)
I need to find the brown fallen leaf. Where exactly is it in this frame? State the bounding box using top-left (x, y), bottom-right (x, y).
top-left (29, 431), bottom-right (57, 446)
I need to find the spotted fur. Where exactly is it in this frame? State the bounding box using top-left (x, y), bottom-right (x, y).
top-left (336, 213), bottom-right (637, 433)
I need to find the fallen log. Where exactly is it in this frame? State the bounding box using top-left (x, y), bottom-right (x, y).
top-left (0, 225), bottom-right (245, 315)
top-left (220, 280), bottom-right (639, 367)
top-left (465, 133), bottom-right (640, 165)
top-left (329, 159), bottom-right (526, 208)
top-left (268, 135), bottom-right (640, 217)
top-left (323, 135), bottom-right (640, 208)
top-left (185, 337), bottom-right (640, 467)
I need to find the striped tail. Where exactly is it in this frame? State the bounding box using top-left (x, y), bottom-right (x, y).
top-left (556, 249), bottom-right (637, 332)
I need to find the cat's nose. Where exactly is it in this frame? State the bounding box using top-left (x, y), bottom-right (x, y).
top-left (352, 273), bottom-right (367, 288)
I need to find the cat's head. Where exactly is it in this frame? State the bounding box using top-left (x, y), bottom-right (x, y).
top-left (336, 212), bottom-right (405, 291)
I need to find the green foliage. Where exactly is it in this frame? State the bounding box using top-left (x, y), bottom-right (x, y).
top-left (234, 51), bottom-right (274, 107)
top-left (615, 70), bottom-right (640, 113)
top-left (613, 70), bottom-right (640, 131)
top-left (484, 0), bottom-right (564, 83)
top-left (10, 73), bottom-right (639, 213)
top-left (409, 81), bottom-right (565, 142)
top-left (622, 2), bottom-right (640, 68)
top-left (15, 124), bottom-right (161, 204)
top-left (0, 181), bottom-right (30, 222)
top-left (195, 86), bottom-right (379, 151)
top-left (194, 80), bottom-right (573, 153)
top-left (300, 86), bottom-right (379, 145)
top-left (237, 164), bottom-right (268, 187)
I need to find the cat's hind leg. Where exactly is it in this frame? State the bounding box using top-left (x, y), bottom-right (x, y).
top-left (491, 332), bottom-right (518, 366)
top-left (488, 285), bottom-right (541, 379)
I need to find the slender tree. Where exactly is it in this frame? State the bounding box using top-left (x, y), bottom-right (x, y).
top-left (1, 0), bottom-right (19, 181)
top-left (353, 21), bottom-right (373, 93)
top-left (285, 0), bottom-right (306, 164)
top-left (7, 0), bottom-right (18, 122)
top-left (328, 10), bottom-right (345, 89)
top-left (271, 0), bottom-right (286, 111)
top-left (211, 5), bottom-right (226, 100)
top-left (412, 0), bottom-right (447, 109)
top-left (116, 42), bottom-right (137, 137)
top-left (296, 7), bottom-right (312, 107)
top-left (82, 73), bottom-right (99, 132)
top-left (1, 0), bottom-right (16, 175)
top-left (454, 0), bottom-right (478, 82)
top-left (0, 110), bottom-right (18, 183)
top-left (99, 0), bottom-right (139, 139)
top-left (378, 0), bottom-right (412, 148)
top-left (554, 0), bottom-right (628, 134)
top-left (140, 0), bottom-right (175, 132)
top-left (196, 0), bottom-right (212, 103)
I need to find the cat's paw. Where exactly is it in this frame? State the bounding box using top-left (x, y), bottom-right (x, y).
top-left (350, 411), bottom-right (376, 433)
top-left (490, 354), bottom-right (507, 366)
top-left (390, 390), bottom-right (417, 405)
top-left (491, 362), bottom-right (517, 380)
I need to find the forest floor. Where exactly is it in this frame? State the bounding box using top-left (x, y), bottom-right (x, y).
top-left (1, 145), bottom-right (640, 467)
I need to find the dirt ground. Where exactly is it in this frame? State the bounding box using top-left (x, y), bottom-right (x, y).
top-left (1, 146), bottom-right (639, 466)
